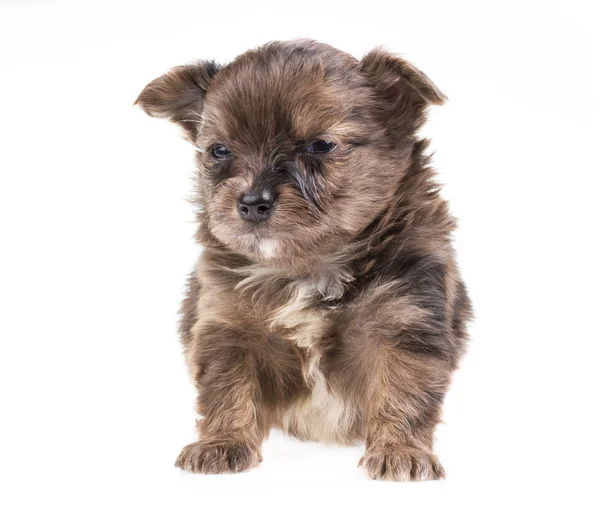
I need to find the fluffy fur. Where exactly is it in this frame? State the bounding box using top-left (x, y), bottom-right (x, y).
top-left (136, 39), bottom-right (472, 481)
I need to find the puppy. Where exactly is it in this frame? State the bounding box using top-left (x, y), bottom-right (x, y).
top-left (136, 39), bottom-right (472, 481)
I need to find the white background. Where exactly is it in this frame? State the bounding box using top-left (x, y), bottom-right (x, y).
top-left (1, 0), bottom-right (598, 512)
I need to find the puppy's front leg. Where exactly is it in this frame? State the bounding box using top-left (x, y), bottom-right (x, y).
top-left (341, 292), bottom-right (454, 481)
top-left (357, 346), bottom-right (449, 481)
top-left (176, 326), bottom-right (267, 474)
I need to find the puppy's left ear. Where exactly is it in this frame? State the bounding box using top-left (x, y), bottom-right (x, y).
top-left (359, 49), bottom-right (445, 127)
top-left (135, 60), bottom-right (220, 140)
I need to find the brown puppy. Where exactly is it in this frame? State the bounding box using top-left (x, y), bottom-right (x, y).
top-left (136, 39), bottom-right (472, 481)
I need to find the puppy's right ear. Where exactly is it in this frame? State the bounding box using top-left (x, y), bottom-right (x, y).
top-left (135, 60), bottom-right (220, 140)
top-left (359, 49), bottom-right (445, 132)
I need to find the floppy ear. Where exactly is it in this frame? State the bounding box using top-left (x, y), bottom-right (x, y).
top-left (135, 60), bottom-right (220, 140)
top-left (359, 49), bottom-right (445, 129)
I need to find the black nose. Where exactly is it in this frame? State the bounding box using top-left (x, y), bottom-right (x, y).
top-left (238, 192), bottom-right (274, 222)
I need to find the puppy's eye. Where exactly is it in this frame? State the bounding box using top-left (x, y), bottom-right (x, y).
top-left (210, 144), bottom-right (232, 160)
top-left (306, 140), bottom-right (336, 155)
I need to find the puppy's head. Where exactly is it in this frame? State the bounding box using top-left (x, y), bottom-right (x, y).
top-left (136, 40), bottom-right (444, 262)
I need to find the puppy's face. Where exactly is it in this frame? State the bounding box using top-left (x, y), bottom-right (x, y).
top-left (137, 41), bottom-right (444, 262)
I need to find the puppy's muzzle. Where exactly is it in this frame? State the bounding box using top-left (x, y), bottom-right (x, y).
top-left (238, 190), bottom-right (274, 223)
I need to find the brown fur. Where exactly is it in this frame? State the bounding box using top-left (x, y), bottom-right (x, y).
top-left (136, 39), bottom-right (472, 481)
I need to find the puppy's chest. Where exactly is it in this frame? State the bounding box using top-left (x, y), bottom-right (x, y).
top-left (268, 281), bottom-right (335, 350)
top-left (259, 279), bottom-right (359, 444)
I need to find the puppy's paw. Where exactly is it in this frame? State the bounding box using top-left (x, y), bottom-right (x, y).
top-left (175, 440), bottom-right (262, 474)
top-left (359, 445), bottom-right (445, 481)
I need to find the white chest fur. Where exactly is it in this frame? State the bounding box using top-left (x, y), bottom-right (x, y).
top-left (281, 363), bottom-right (357, 444)
top-left (269, 278), bottom-right (358, 444)
top-left (234, 259), bottom-right (358, 444)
